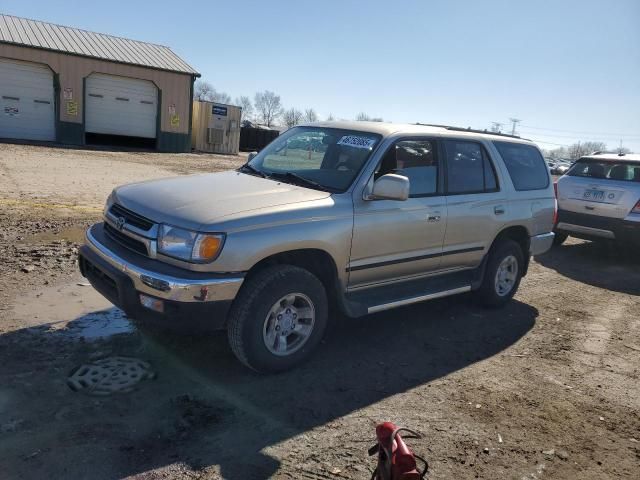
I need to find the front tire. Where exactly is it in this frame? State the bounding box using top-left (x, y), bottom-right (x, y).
top-left (476, 239), bottom-right (524, 308)
top-left (227, 265), bottom-right (328, 373)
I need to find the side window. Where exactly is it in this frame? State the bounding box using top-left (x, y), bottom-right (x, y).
top-left (445, 140), bottom-right (498, 194)
top-left (376, 139), bottom-right (439, 196)
top-left (493, 141), bottom-right (549, 191)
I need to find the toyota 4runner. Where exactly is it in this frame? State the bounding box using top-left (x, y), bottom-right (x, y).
top-left (78, 122), bottom-right (555, 372)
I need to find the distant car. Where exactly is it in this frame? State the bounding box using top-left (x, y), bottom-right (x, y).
top-left (554, 153), bottom-right (640, 246)
top-left (552, 162), bottom-right (571, 175)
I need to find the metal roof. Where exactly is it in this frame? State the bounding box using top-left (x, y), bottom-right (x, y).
top-left (0, 14), bottom-right (199, 76)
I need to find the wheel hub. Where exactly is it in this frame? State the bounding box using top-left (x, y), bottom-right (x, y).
top-left (275, 307), bottom-right (297, 335)
top-left (495, 254), bottom-right (518, 297)
top-left (263, 293), bottom-right (315, 356)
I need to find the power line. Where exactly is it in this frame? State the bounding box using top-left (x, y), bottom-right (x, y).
top-left (520, 124), bottom-right (640, 138)
top-left (518, 130), bottom-right (640, 140)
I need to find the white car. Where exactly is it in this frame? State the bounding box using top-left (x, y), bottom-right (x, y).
top-left (554, 153), bottom-right (640, 246)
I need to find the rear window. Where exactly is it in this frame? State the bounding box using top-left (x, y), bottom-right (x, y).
top-left (493, 141), bottom-right (549, 191)
top-left (568, 159), bottom-right (640, 182)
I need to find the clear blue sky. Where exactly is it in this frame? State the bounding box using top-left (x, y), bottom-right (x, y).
top-left (3, 0), bottom-right (640, 151)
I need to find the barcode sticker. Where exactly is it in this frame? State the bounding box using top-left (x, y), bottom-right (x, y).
top-left (337, 135), bottom-right (376, 149)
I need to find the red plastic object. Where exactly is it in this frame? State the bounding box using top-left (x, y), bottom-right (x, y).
top-left (372, 422), bottom-right (422, 480)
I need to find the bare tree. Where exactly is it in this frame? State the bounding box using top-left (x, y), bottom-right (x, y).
top-left (211, 91), bottom-right (231, 104)
top-left (617, 146), bottom-right (631, 155)
top-left (283, 108), bottom-right (303, 128)
top-left (235, 96), bottom-right (254, 122)
top-left (194, 80), bottom-right (231, 104)
top-left (254, 91), bottom-right (283, 127)
top-left (303, 108), bottom-right (318, 123)
top-left (567, 141), bottom-right (607, 160)
top-left (356, 112), bottom-right (371, 121)
top-left (326, 113), bottom-right (335, 121)
top-left (194, 80), bottom-right (215, 101)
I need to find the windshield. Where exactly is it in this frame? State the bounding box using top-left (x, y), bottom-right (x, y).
top-left (243, 126), bottom-right (382, 192)
top-left (568, 159), bottom-right (640, 182)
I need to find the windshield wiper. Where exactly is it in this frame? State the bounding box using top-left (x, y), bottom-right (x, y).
top-left (268, 172), bottom-right (333, 192)
top-left (238, 163), bottom-right (267, 178)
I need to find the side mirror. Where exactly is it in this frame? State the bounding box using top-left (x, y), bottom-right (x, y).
top-left (368, 173), bottom-right (410, 201)
top-left (247, 151), bottom-right (258, 162)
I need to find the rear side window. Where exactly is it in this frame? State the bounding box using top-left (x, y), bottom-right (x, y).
top-left (493, 141), bottom-right (549, 191)
top-left (444, 140), bottom-right (499, 194)
top-left (568, 159), bottom-right (640, 182)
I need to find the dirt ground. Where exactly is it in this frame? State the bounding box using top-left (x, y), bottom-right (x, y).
top-left (0, 142), bottom-right (638, 480)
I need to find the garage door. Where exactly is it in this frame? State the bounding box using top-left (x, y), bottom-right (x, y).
top-left (85, 74), bottom-right (157, 139)
top-left (0, 58), bottom-right (55, 141)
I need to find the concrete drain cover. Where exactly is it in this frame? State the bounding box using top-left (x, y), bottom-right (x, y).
top-left (67, 357), bottom-right (155, 395)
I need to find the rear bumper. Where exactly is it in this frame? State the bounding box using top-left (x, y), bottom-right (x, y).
top-left (529, 232), bottom-right (555, 256)
top-left (556, 209), bottom-right (640, 244)
top-left (78, 223), bottom-right (244, 330)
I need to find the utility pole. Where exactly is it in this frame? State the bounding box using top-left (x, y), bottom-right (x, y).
top-left (491, 122), bottom-right (503, 133)
top-left (509, 118), bottom-right (521, 136)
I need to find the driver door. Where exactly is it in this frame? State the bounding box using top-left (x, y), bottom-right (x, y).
top-left (348, 138), bottom-right (447, 289)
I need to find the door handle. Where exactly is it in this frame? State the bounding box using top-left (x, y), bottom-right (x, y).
top-left (427, 215), bottom-right (441, 222)
top-left (494, 206), bottom-right (505, 215)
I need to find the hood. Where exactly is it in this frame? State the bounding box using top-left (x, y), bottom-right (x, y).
top-left (113, 170), bottom-right (331, 231)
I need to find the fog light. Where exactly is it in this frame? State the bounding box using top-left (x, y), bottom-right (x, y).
top-left (139, 294), bottom-right (164, 313)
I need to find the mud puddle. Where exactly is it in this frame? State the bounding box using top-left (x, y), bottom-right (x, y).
top-left (10, 280), bottom-right (135, 340)
top-left (17, 226), bottom-right (87, 245)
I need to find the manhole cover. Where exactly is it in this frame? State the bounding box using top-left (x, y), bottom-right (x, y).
top-left (67, 356), bottom-right (155, 395)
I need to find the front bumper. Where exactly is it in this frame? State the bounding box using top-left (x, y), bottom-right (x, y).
top-left (556, 210), bottom-right (640, 244)
top-left (78, 223), bottom-right (244, 330)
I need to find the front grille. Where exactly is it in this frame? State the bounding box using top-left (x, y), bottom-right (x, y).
top-left (109, 204), bottom-right (154, 231)
top-left (104, 222), bottom-right (148, 256)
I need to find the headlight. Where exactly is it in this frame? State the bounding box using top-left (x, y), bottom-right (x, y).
top-left (158, 224), bottom-right (225, 263)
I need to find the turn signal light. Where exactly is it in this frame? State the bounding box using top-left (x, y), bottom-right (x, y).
top-left (196, 235), bottom-right (223, 261)
top-left (632, 199), bottom-right (640, 214)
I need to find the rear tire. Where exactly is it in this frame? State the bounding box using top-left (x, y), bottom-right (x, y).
top-left (553, 232), bottom-right (568, 246)
top-left (476, 239), bottom-right (524, 308)
top-left (227, 265), bottom-right (328, 373)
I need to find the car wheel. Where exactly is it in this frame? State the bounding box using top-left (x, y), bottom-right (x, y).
top-left (227, 265), bottom-right (328, 373)
top-left (476, 239), bottom-right (524, 308)
top-left (553, 232), bottom-right (568, 246)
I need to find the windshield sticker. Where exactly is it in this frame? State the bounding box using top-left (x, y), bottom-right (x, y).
top-left (337, 135), bottom-right (376, 149)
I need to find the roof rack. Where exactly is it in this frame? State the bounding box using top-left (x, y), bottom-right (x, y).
top-left (415, 123), bottom-right (530, 140)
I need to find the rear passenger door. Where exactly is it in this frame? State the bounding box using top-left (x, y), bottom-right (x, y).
top-left (440, 139), bottom-right (506, 270)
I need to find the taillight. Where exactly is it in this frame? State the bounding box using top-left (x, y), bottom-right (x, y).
top-left (632, 199), bottom-right (640, 214)
top-left (553, 182), bottom-right (559, 225)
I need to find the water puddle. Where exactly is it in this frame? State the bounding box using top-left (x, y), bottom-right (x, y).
top-left (11, 280), bottom-right (136, 341)
top-left (61, 308), bottom-right (134, 340)
top-left (18, 226), bottom-right (87, 245)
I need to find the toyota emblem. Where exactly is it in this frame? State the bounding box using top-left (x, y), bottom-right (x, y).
top-left (116, 216), bottom-right (126, 231)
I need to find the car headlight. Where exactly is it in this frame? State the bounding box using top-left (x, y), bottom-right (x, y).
top-left (158, 224), bottom-right (225, 263)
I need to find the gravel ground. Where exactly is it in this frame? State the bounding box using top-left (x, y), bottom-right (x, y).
top-left (0, 143), bottom-right (638, 480)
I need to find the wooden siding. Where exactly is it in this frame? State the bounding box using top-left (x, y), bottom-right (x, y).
top-left (192, 100), bottom-right (241, 154)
